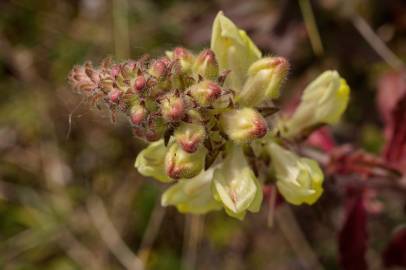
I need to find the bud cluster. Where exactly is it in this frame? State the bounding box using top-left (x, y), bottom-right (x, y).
top-left (68, 11), bottom-right (351, 219)
top-left (69, 46), bottom-right (276, 180)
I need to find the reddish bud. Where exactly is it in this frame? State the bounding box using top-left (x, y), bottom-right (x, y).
top-left (149, 58), bottom-right (169, 78)
top-left (111, 65), bottom-right (120, 77)
top-left (109, 89), bottom-right (121, 103)
top-left (134, 75), bottom-right (146, 92)
top-left (174, 122), bottom-right (206, 153)
top-left (130, 105), bottom-right (146, 125)
top-left (160, 94), bottom-right (185, 122)
top-left (188, 80), bottom-right (222, 106)
top-left (193, 49), bottom-right (219, 80)
top-left (220, 108), bottom-right (268, 144)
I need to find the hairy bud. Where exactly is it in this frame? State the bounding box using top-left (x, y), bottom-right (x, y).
top-left (188, 80), bottom-right (222, 106)
top-left (172, 47), bottom-right (194, 73)
top-left (192, 49), bottom-right (219, 80)
top-left (174, 122), bottom-right (206, 153)
top-left (160, 93), bottom-right (185, 122)
top-left (149, 58), bottom-right (169, 78)
top-left (134, 75), bottom-right (146, 93)
top-left (220, 108), bottom-right (267, 144)
top-left (130, 103), bottom-right (146, 125)
top-left (109, 89), bottom-right (122, 103)
top-left (237, 57), bottom-right (289, 106)
top-left (164, 142), bottom-right (207, 179)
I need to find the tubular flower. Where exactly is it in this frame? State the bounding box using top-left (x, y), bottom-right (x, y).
top-left (211, 11), bottom-right (261, 91)
top-left (161, 167), bottom-right (222, 214)
top-left (134, 140), bottom-right (172, 183)
top-left (237, 57), bottom-right (290, 107)
top-left (212, 144), bottom-right (262, 219)
top-left (267, 142), bottom-right (324, 205)
top-left (280, 71), bottom-right (350, 139)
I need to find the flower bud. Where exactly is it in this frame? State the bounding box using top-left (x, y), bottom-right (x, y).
top-left (149, 58), bottom-right (169, 78)
top-left (160, 94), bottom-right (185, 122)
top-left (164, 142), bottom-right (207, 179)
top-left (210, 11), bottom-right (262, 91)
top-left (161, 167), bottom-right (221, 214)
top-left (145, 118), bottom-right (165, 142)
top-left (133, 75), bottom-right (146, 93)
top-left (188, 80), bottom-right (222, 106)
top-left (281, 71), bottom-right (350, 139)
top-left (68, 65), bottom-right (99, 93)
top-left (192, 49), bottom-right (219, 80)
top-left (174, 122), bottom-right (206, 153)
top-left (129, 103), bottom-right (146, 125)
top-left (212, 144), bottom-right (262, 219)
top-left (109, 89), bottom-right (122, 103)
top-left (266, 142), bottom-right (324, 205)
top-left (111, 64), bottom-right (120, 77)
top-left (220, 108), bottom-right (268, 144)
top-left (237, 57), bottom-right (289, 106)
top-left (135, 139), bottom-right (172, 182)
top-left (172, 47), bottom-right (194, 73)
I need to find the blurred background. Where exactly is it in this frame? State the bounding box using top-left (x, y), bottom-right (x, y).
top-left (1, 0), bottom-right (406, 269)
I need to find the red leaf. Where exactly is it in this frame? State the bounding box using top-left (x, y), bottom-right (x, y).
top-left (383, 94), bottom-right (406, 173)
top-left (338, 189), bottom-right (368, 270)
top-left (383, 227), bottom-right (406, 268)
top-left (377, 71), bottom-right (406, 173)
top-left (328, 145), bottom-right (394, 179)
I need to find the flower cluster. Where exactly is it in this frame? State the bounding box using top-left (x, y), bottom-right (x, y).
top-left (68, 12), bottom-right (350, 219)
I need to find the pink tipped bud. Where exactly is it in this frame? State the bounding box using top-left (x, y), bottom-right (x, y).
top-left (134, 75), bottom-right (146, 92)
top-left (160, 94), bottom-right (185, 122)
top-left (111, 65), bottom-right (120, 77)
top-left (192, 49), bottom-right (219, 80)
top-left (149, 58), bottom-right (169, 78)
top-left (164, 142), bottom-right (207, 179)
top-left (220, 108), bottom-right (268, 144)
top-left (130, 104), bottom-right (146, 125)
top-left (174, 122), bottom-right (206, 153)
top-left (188, 80), bottom-right (223, 106)
top-left (174, 47), bottom-right (188, 58)
top-left (109, 89), bottom-right (121, 103)
top-left (145, 118), bottom-right (165, 142)
top-left (172, 47), bottom-right (194, 73)
top-left (238, 56), bottom-right (290, 106)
